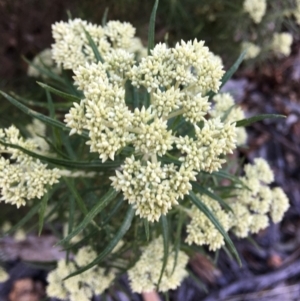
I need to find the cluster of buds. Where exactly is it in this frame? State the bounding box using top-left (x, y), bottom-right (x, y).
top-left (0, 125), bottom-right (60, 208)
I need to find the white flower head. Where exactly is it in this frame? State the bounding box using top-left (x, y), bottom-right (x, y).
top-left (243, 0), bottom-right (266, 23)
top-left (128, 237), bottom-right (188, 293)
top-left (271, 33), bottom-right (293, 57)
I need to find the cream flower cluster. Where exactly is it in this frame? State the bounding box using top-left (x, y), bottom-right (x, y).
top-left (271, 33), bottom-right (293, 56)
top-left (0, 125), bottom-right (60, 208)
top-left (52, 19), bottom-right (141, 70)
top-left (128, 236), bottom-right (188, 293)
top-left (63, 31), bottom-right (237, 222)
top-left (186, 195), bottom-right (230, 251)
top-left (186, 158), bottom-right (289, 250)
top-left (0, 266), bottom-right (9, 283)
top-left (111, 157), bottom-right (196, 221)
top-left (47, 246), bottom-right (115, 301)
top-left (27, 48), bottom-right (61, 78)
top-left (230, 158), bottom-right (289, 237)
top-left (243, 0), bottom-right (266, 24)
top-left (295, 0), bottom-right (300, 25)
top-left (242, 42), bottom-right (261, 60)
top-left (211, 93), bottom-right (247, 145)
top-left (26, 119), bottom-right (50, 153)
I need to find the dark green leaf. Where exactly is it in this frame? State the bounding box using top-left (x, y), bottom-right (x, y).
top-left (0, 139), bottom-right (121, 170)
top-left (37, 82), bottom-right (80, 102)
top-left (172, 210), bottom-right (184, 274)
top-left (102, 8), bottom-right (109, 26)
top-left (4, 202), bottom-right (40, 236)
top-left (191, 182), bottom-right (232, 212)
top-left (64, 205), bottom-right (135, 278)
top-left (220, 50), bottom-right (246, 88)
top-left (82, 26), bottom-right (104, 63)
top-left (12, 92), bottom-right (73, 110)
top-left (101, 196), bottom-right (124, 225)
top-left (187, 269), bottom-right (208, 293)
top-left (157, 215), bottom-right (169, 289)
top-left (148, 0), bottom-right (159, 54)
top-left (38, 192), bottom-right (49, 235)
top-left (64, 178), bottom-right (88, 215)
top-left (189, 191), bottom-right (241, 265)
top-left (0, 91), bottom-right (75, 135)
top-left (143, 219), bottom-right (150, 241)
top-left (58, 188), bottom-right (118, 245)
top-left (23, 56), bottom-right (65, 83)
top-left (235, 114), bottom-right (286, 127)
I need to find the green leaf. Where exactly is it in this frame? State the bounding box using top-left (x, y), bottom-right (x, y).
top-left (187, 269), bottom-right (208, 293)
top-left (188, 191), bottom-right (241, 265)
top-left (148, 0), bottom-right (159, 54)
top-left (64, 178), bottom-right (88, 215)
top-left (4, 202), bottom-right (40, 236)
top-left (235, 114), bottom-right (286, 127)
top-left (0, 91), bottom-right (75, 135)
top-left (0, 139), bottom-right (121, 170)
top-left (11, 92), bottom-right (73, 110)
top-left (64, 205), bottom-right (135, 279)
top-left (157, 215), bottom-right (169, 290)
top-left (46, 90), bottom-right (55, 119)
top-left (191, 182), bottom-right (232, 213)
top-left (220, 50), bottom-right (246, 88)
top-left (172, 210), bottom-right (184, 274)
top-left (101, 196), bottom-right (124, 225)
top-left (66, 196), bottom-right (75, 262)
top-left (102, 7), bottom-right (109, 26)
top-left (38, 192), bottom-right (49, 235)
top-left (143, 219), bottom-right (150, 241)
top-left (209, 170), bottom-right (247, 188)
top-left (58, 188), bottom-right (118, 245)
top-left (23, 56), bottom-right (65, 83)
top-left (82, 26), bottom-right (104, 63)
top-left (37, 82), bottom-right (80, 102)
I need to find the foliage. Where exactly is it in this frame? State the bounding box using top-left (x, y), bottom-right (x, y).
top-left (0, 1), bottom-right (290, 299)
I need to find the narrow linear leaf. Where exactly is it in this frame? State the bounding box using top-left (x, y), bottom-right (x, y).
top-left (157, 215), bottom-right (169, 289)
top-left (23, 56), bottom-right (65, 83)
top-left (148, 0), bottom-right (159, 54)
top-left (189, 191), bottom-right (241, 265)
top-left (38, 192), bottom-right (49, 235)
top-left (102, 8), bottom-right (109, 26)
top-left (164, 292), bottom-right (170, 301)
top-left (192, 182), bottom-right (232, 213)
top-left (172, 210), bottom-right (184, 274)
top-left (235, 114), bottom-right (286, 127)
top-left (64, 178), bottom-right (88, 215)
top-left (0, 139), bottom-right (121, 170)
top-left (58, 188), bottom-right (118, 245)
top-left (187, 269), bottom-right (208, 293)
top-left (64, 205), bottom-right (135, 279)
top-left (82, 26), bottom-right (104, 63)
top-left (66, 196), bottom-right (75, 262)
top-left (12, 93), bottom-right (72, 110)
top-left (209, 170), bottom-right (247, 188)
top-left (220, 50), bottom-right (246, 88)
top-left (143, 219), bottom-right (150, 241)
top-left (0, 91), bottom-right (73, 134)
top-left (4, 202), bottom-right (40, 236)
top-left (37, 82), bottom-right (80, 102)
top-left (46, 90), bottom-right (55, 119)
top-left (101, 196), bottom-right (124, 225)
top-left (221, 104), bottom-right (236, 122)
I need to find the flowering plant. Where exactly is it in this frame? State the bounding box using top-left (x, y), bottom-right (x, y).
top-left (0, 1), bottom-right (289, 299)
